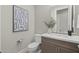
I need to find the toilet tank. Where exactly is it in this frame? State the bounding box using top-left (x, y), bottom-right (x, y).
top-left (34, 34), bottom-right (42, 44)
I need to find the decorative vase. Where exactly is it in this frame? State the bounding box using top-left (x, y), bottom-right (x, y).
top-left (48, 28), bottom-right (53, 33)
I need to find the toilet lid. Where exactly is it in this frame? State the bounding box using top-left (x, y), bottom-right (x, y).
top-left (28, 42), bottom-right (39, 48)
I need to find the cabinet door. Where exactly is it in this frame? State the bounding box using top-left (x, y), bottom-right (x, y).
top-left (41, 41), bottom-right (58, 53)
top-left (41, 37), bottom-right (79, 53)
top-left (60, 47), bottom-right (77, 53)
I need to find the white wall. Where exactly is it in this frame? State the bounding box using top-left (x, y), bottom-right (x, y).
top-left (1, 5), bottom-right (35, 53)
top-left (0, 6), bottom-right (1, 51)
top-left (35, 5), bottom-right (54, 34)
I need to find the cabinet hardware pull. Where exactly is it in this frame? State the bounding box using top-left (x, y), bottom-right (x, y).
top-left (77, 45), bottom-right (79, 48)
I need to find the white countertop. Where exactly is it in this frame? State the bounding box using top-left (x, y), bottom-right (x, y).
top-left (41, 33), bottom-right (79, 44)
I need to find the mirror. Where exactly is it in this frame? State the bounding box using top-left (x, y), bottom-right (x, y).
top-left (35, 5), bottom-right (79, 36)
top-left (51, 5), bottom-right (72, 34)
top-left (50, 5), bottom-right (79, 36)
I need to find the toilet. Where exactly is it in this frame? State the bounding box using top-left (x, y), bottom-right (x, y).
top-left (27, 34), bottom-right (41, 53)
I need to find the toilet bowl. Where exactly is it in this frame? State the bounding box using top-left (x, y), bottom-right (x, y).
top-left (27, 34), bottom-right (41, 53)
top-left (28, 42), bottom-right (40, 53)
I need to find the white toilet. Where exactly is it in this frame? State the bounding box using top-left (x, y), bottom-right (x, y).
top-left (27, 34), bottom-right (41, 53)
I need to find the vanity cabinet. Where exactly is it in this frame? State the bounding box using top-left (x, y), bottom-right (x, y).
top-left (41, 37), bottom-right (79, 53)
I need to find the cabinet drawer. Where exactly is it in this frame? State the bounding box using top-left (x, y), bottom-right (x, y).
top-left (60, 47), bottom-right (76, 53)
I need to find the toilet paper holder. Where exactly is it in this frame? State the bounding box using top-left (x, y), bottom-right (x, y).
top-left (17, 39), bottom-right (23, 43)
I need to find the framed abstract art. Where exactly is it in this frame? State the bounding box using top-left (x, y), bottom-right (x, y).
top-left (13, 5), bottom-right (29, 32)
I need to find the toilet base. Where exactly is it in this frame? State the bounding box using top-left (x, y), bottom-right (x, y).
top-left (27, 49), bottom-right (41, 53)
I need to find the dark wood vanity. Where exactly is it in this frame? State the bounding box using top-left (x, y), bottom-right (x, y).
top-left (41, 36), bottom-right (79, 53)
